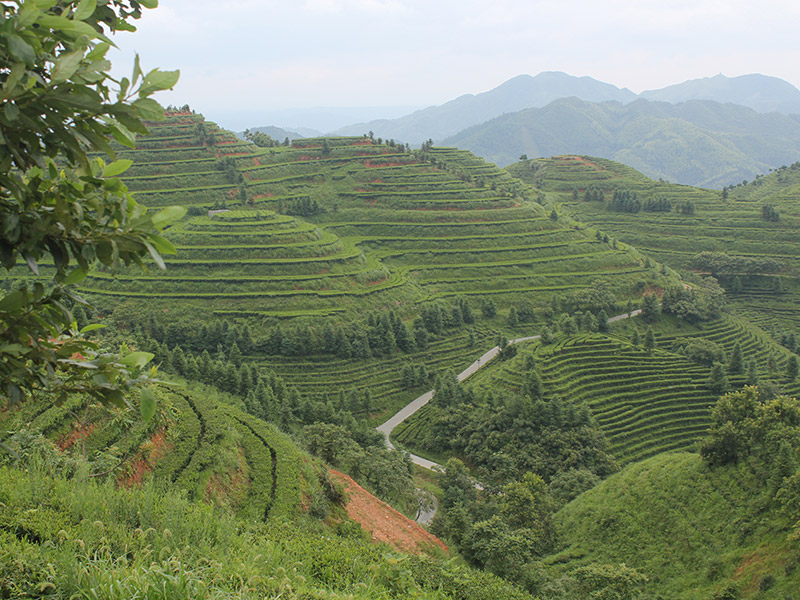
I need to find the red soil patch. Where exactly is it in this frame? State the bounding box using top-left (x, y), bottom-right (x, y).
top-left (57, 423), bottom-right (97, 451)
top-left (118, 429), bottom-right (171, 488)
top-left (330, 469), bottom-right (448, 555)
top-left (640, 285), bottom-right (665, 298)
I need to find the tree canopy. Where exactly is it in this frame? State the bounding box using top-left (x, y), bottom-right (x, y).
top-left (0, 0), bottom-right (183, 410)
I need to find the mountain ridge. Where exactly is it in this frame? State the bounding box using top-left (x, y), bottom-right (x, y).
top-left (444, 97), bottom-right (800, 188)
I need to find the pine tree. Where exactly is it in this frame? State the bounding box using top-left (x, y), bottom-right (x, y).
top-left (459, 298), bottom-right (475, 324)
top-left (171, 346), bottom-right (187, 376)
top-left (787, 355), bottom-right (799, 382)
top-left (728, 342), bottom-right (744, 374)
top-left (768, 353), bottom-right (778, 377)
top-left (507, 306), bottom-right (519, 327)
top-left (731, 276), bottom-right (743, 294)
top-left (523, 371), bottom-right (544, 400)
top-left (643, 327), bottom-right (655, 352)
top-left (745, 359), bottom-right (759, 386)
top-left (597, 310), bottom-right (609, 333)
top-left (228, 341), bottom-right (243, 366)
top-left (708, 363), bottom-right (729, 394)
top-left (239, 324), bottom-right (254, 354)
top-left (641, 293), bottom-right (661, 323)
top-left (631, 329), bottom-right (640, 347)
top-left (361, 390), bottom-right (373, 415)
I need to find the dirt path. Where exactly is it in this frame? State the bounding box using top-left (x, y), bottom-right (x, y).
top-left (330, 469), bottom-right (448, 554)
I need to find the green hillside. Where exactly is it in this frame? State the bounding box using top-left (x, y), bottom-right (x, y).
top-left (3, 112), bottom-right (678, 424)
top-left (395, 312), bottom-right (800, 466)
top-left (550, 452), bottom-right (799, 599)
top-left (509, 155), bottom-right (800, 340)
top-left (0, 391), bottom-right (532, 600)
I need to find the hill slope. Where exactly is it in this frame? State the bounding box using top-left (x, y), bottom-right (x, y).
top-left (444, 98), bottom-right (800, 187)
top-left (2, 112), bottom-right (674, 424)
top-left (550, 452), bottom-right (799, 599)
top-left (508, 154), bottom-right (800, 338)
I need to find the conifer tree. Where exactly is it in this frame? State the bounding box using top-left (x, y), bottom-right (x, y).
top-left (728, 342), bottom-right (744, 374)
top-left (507, 307), bottom-right (519, 327)
top-left (708, 363), bottom-right (729, 394)
top-left (787, 355), bottom-right (799, 382)
top-left (643, 327), bottom-right (655, 352)
top-left (641, 293), bottom-right (661, 323)
top-left (597, 310), bottom-right (609, 333)
top-left (745, 359), bottom-right (759, 386)
top-left (631, 328), bottom-right (641, 347)
top-left (228, 341), bottom-right (243, 366)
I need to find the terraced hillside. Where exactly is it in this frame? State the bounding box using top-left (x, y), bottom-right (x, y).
top-left (0, 383), bottom-right (313, 522)
top-left (3, 113), bottom-right (674, 421)
top-left (395, 314), bottom-right (800, 465)
top-left (509, 156), bottom-right (800, 338)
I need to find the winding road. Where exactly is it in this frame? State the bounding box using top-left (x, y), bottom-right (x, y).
top-left (377, 309), bottom-right (643, 480)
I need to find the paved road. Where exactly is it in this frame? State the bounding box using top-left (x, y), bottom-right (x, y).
top-left (378, 308), bottom-right (644, 472)
top-left (415, 496), bottom-right (438, 525)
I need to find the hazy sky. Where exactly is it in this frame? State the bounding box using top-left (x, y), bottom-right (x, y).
top-left (111, 0), bottom-right (800, 130)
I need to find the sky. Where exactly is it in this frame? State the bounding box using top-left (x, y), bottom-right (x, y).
top-left (111, 0), bottom-right (800, 131)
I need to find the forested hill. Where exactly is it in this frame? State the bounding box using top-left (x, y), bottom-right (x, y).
top-left (444, 97), bottom-right (800, 188)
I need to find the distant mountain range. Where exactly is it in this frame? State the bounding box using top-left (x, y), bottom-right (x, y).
top-left (444, 97), bottom-right (800, 188)
top-left (328, 72), bottom-right (800, 145)
top-left (640, 73), bottom-right (800, 114)
top-left (239, 125), bottom-right (307, 142)
top-left (330, 72), bottom-right (636, 142)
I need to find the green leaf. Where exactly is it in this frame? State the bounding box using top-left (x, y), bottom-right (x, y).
top-left (147, 234), bottom-right (177, 255)
top-left (73, 0), bottom-right (96, 21)
top-left (23, 252), bottom-right (39, 275)
top-left (63, 266), bottom-right (88, 285)
top-left (38, 15), bottom-right (97, 37)
top-left (6, 35), bottom-right (36, 65)
top-left (139, 0), bottom-right (159, 8)
top-left (0, 291), bottom-right (25, 313)
top-left (2, 63), bottom-right (27, 95)
top-left (151, 205), bottom-right (186, 229)
top-left (79, 324), bottom-right (106, 333)
top-left (139, 69), bottom-right (180, 96)
top-left (1, 344), bottom-right (27, 356)
top-left (102, 159), bottom-right (133, 178)
top-left (131, 97), bottom-right (164, 120)
top-left (52, 50), bottom-right (84, 83)
top-left (119, 351), bottom-right (154, 369)
top-left (4, 102), bottom-right (20, 121)
top-left (132, 54), bottom-right (142, 85)
top-left (140, 388), bottom-right (156, 422)
top-left (142, 239), bottom-right (165, 270)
